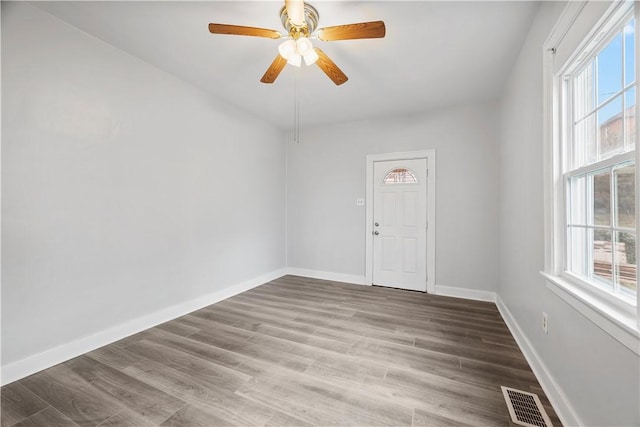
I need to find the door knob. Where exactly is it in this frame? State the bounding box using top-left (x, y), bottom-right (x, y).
top-left (374, 231), bottom-right (380, 235)
top-left (374, 222), bottom-right (379, 227)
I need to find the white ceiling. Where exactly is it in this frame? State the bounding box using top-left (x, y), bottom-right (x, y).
top-left (33, 1), bottom-right (539, 130)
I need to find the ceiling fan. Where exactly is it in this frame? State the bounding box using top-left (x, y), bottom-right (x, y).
top-left (208, 0), bottom-right (386, 85)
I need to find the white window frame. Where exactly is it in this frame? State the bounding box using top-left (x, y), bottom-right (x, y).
top-left (543, 0), bottom-right (640, 355)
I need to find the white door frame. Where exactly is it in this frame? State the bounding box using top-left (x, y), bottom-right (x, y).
top-left (365, 150), bottom-right (436, 293)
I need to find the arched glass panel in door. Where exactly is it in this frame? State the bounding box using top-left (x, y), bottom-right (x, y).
top-left (383, 168), bottom-right (418, 184)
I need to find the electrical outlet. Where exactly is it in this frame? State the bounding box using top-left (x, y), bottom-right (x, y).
top-left (542, 312), bottom-right (548, 334)
top-left (356, 198), bottom-right (365, 206)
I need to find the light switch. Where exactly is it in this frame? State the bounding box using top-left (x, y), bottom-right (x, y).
top-left (356, 198), bottom-right (365, 206)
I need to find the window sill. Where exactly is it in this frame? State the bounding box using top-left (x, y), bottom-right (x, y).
top-left (540, 271), bottom-right (639, 355)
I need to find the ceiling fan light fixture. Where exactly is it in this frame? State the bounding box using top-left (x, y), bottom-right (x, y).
top-left (296, 37), bottom-right (313, 55)
top-left (280, 37), bottom-right (315, 67)
top-left (287, 53), bottom-right (302, 67)
top-left (303, 49), bottom-right (319, 65)
top-left (278, 39), bottom-right (297, 60)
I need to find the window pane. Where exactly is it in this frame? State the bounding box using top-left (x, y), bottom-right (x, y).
top-left (624, 19), bottom-right (635, 86)
top-left (593, 229), bottom-right (614, 287)
top-left (625, 87), bottom-right (635, 149)
top-left (383, 168), bottom-right (417, 184)
top-left (573, 114), bottom-right (596, 168)
top-left (615, 163), bottom-right (635, 228)
top-left (569, 175), bottom-right (587, 225)
top-left (575, 62), bottom-right (595, 120)
top-left (615, 231), bottom-right (637, 298)
top-left (592, 170), bottom-right (611, 226)
top-left (568, 226), bottom-right (588, 277)
top-left (598, 95), bottom-right (623, 158)
top-left (597, 32), bottom-right (623, 105)
top-left (564, 10), bottom-right (637, 306)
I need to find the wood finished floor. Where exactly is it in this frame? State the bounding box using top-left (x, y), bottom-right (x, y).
top-left (1, 275), bottom-right (562, 427)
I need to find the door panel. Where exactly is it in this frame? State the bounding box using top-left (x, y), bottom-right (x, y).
top-left (402, 238), bottom-right (417, 273)
top-left (403, 191), bottom-right (418, 226)
top-left (382, 193), bottom-right (396, 225)
top-left (381, 237), bottom-right (396, 271)
top-left (373, 158), bottom-right (427, 291)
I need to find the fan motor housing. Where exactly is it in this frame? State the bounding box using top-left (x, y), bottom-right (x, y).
top-left (280, 3), bottom-right (319, 37)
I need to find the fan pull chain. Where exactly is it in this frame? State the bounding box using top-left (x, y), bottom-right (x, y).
top-left (293, 68), bottom-right (300, 143)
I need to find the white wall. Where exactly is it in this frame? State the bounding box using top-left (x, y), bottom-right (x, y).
top-left (499, 3), bottom-right (640, 426)
top-left (1, 3), bottom-right (285, 369)
top-left (287, 103), bottom-right (499, 293)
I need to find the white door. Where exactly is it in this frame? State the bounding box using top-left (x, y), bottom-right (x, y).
top-left (372, 158), bottom-right (427, 291)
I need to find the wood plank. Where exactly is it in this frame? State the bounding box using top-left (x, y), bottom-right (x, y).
top-left (197, 303), bottom-right (318, 335)
top-left (0, 382), bottom-right (49, 427)
top-left (192, 332), bottom-right (314, 375)
top-left (154, 321), bottom-right (200, 338)
top-left (381, 367), bottom-right (511, 425)
top-left (459, 357), bottom-right (539, 386)
top-left (347, 337), bottom-right (461, 374)
top-left (245, 325), bottom-right (352, 356)
top-left (110, 329), bottom-right (158, 349)
top-left (122, 359), bottom-right (276, 426)
top-left (294, 312), bottom-right (418, 347)
top-left (172, 314), bottom-right (254, 341)
top-left (413, 336), bottom-right (530, 370)
top-left (384, 366), bottom-right (506, 407)
top-left (236, 370), bottom-right (413, 427)
top-left (20, 364), bottom-right (126, 427)
top-left (264, 410), bottom-right (315, 427)
top-left (412, 408), bottom-right (479, 427)
top-left (140, 327), bottom-right (246, 371)
top-left (96, 407), bottom-right (157, 427)
top-left (12, 407), bottom-right (78, 427)
top-left (233, 291), bottom-right (358, 320)
top-left (64, 355), bottom-right (185, 425)
top-left (124, 339), bottom-right (251, 390)
top-left (477, 332), bottom-right (519, 349)
top-left (84, 345), bottom-right (143, 371)
top-left (303, 358), bottom-right (387, 387)
top-left (159, 402), bottom-right (231, 427)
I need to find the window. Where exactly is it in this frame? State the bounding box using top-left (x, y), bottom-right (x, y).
top-left (544, 0), bottom-right (639, 353)
top-left (562, 10), bottom-right (637, 306)
top-left (383, 168), bottom-right (418, 184)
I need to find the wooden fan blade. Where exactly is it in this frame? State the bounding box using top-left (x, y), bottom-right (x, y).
top-left (285, 0), bottom-right (306, 26)
top-left (208, 23), bottom-right (281, 39)
top-left (317, 21), bottom-right (386, 41)
top-left (260, 54), bottom-right (288, 84)
top-left (314, 48), bottom-right (348, 86)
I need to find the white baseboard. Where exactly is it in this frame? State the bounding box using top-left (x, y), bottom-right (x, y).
top-left (1, 268), bottom-right (286, 386)
top-left (285, 267), bottom-right (367, 286)
top-left (496, 295), bottom-right (583, 427)
top-left (434, 284), bottom-right (496, 302)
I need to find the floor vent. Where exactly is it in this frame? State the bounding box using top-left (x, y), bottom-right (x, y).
top-left (501, 386), bottom-right (553, 427)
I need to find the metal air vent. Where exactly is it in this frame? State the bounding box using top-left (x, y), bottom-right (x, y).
top-left (501, 386), bottom-right (553, 427)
